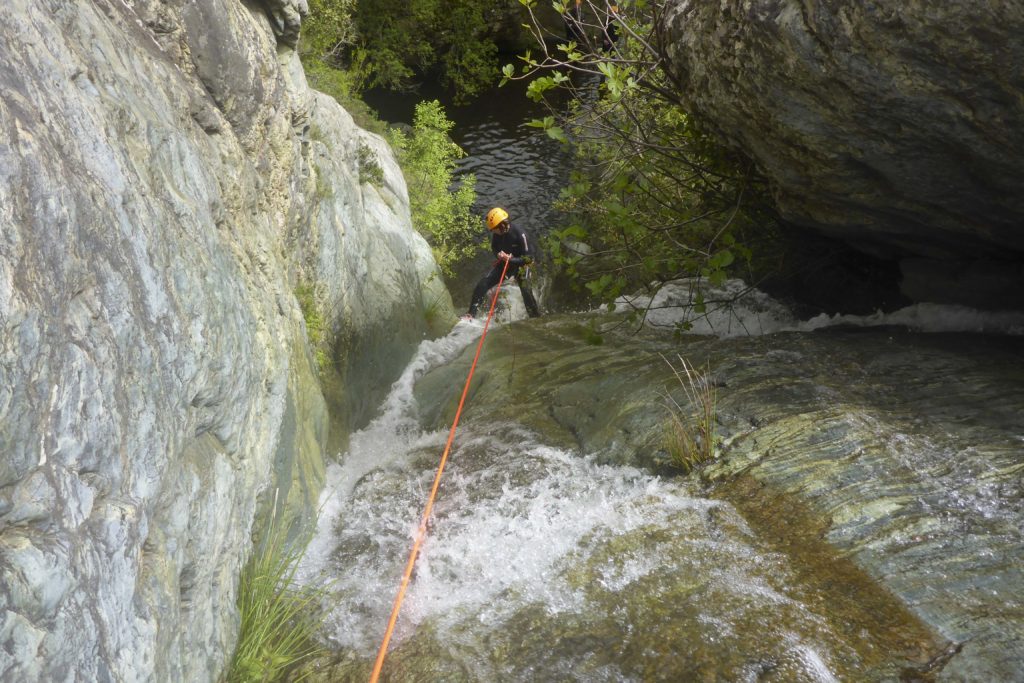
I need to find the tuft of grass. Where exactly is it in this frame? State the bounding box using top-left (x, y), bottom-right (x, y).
top-left (227, 507), bottom-right (328, 683)
top-left (661, 355), bottom-right (718, 473)
top-left (295, 283), bottom-right (330, 371)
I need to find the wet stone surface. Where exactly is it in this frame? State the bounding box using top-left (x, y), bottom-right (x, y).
top-left (302, 314), bottom-right (1023, 680)
top-left (411, 316), bottom-right (1022, 679)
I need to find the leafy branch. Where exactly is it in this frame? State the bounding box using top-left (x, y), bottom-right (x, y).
top-left (508, 0), bottom-right (778, 327)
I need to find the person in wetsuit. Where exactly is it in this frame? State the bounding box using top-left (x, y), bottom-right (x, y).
top-left (564, 0), bottom-right (585, 44)
top-left (602, 5), bottom-right (620, 53)
top-left (465, 207), bottom-right (542, 319)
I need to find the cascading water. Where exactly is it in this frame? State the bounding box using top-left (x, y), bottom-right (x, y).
top-left (295, 280), bottom-right (1024, 680)
top-left (303, 324), bottom-right (848, 680)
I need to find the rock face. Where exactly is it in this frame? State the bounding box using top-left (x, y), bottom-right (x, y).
top-left (661, 2), bottom-right (1024, 284)
top-left (0, 0), bottom-right (452, 680)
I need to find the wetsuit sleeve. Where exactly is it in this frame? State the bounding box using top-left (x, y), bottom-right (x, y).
top-left (491, 232), bottom-right (501, 258)
top-left (509, 227), bottom-right (533, 267)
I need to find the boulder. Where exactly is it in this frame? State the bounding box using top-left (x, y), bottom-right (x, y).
top-left (661, 1), bottom-right (1024, 303)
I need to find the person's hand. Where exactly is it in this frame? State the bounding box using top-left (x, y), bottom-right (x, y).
top-left (497, 251), bottom-right (511, 261)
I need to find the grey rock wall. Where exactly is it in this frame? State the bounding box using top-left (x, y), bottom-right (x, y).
top-left (661, 1), bottom-right (1024, 261)
top-left (0, 0), bottom-right (452, 680)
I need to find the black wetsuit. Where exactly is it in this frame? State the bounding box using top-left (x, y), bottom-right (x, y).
top-left (602, 13), bottom-right (619, 52)
top-left (468, 223), bottom-right (541, 318)
top-left (564, 3), bottom-right (585, 43)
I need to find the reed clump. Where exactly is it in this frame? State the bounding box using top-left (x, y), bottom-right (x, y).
top-left (226, 508), bottom-right (327, 683)
top-left (662, 355), bottom-right (718, 473)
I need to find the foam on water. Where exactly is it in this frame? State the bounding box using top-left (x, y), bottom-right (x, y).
top-left (402, 440), bottom-right (707, 625)
top-left (300, 323), bottom-right (845, 679)
top-left (301, 321), bottom-right (485, 580)
top-left (306, 422), bottom-right (723, 654)
top-left (616, 279), bottom-right (1024, 337)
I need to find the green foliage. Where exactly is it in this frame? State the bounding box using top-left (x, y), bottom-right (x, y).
top-left (661, 355), bottom-right (718, 474)
top-left (226, 509), bottom-right (327, 683)
top-left (301, 0), bottom-right (390, 135)
top-left (512, 1), bottom-right (777, 324)
top-left (301, 0), bottom-right (503, 103)
top-left (313, 162), bottom-right (333, 202)
top-left (392, 100), bottom-right (481, 276)
top-left (303, 57), bottom-right (390, 137)
top-left (547, 93), bottom-right (760, 318)
top-left (302, 0), bottom-right (356, 57)
top-left (295, 283), bottom-right (330, 371)
top-left (357, 142), bottom-right (384, 187)
top-left (301, 0), bottom-right (484, 278)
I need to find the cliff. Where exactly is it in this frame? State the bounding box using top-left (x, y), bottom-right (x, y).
top-left (0, 0), bottom-right (453, 680)
top-left (661, 1), bottom-right (1024, 308)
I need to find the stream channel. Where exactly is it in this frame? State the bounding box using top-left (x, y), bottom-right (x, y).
top-left (300, 84), bottom-right (1024, 681)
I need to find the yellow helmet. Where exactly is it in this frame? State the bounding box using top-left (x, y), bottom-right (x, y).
top-left (486, 207), bottom-right (510, 230)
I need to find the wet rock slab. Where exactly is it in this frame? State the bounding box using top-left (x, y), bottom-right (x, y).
top-left (414, 316), bottom-right (1024, 680)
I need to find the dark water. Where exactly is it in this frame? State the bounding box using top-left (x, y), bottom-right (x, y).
top-left (362, 76), bottom-right (572, 308)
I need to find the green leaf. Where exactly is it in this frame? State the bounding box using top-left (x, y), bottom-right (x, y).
top-left (561, 224), bottom-right (587, 239)
top-left (604, 200), bottom-right (627, 217)
top-left (546, 126), bottom-right (568, 143)
top-left (710, 249), bottom-right (734, 269)
top-left (526, 76), bottom-right (555, 102)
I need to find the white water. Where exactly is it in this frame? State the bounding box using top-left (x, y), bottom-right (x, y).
top-left (300, 320), bottom-right (848, 680)
top-left (616, 279), bottom-right (1024, 337)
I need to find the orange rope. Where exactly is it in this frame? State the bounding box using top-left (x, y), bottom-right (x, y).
top-left (369, 258), bottom-right (511, 683)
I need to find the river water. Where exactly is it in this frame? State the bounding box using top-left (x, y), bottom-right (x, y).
top-left (363, 78), bottom-right (568, 235)
top-left (300, 280), bottom-right (1024, 681)
top-left (302, 318), bottom-right (867, 681)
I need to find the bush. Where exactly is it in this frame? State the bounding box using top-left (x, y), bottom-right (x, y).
top-left (392, 100), bottom-right (481, 276)
top-left (301, 1), bottom-right (483, 276)
top-left (295, 283), bottom-right (330, 371)
top-left (301, 0), bottom-right (502, 104)
top-left (510, 1), bottom-right (778, 326)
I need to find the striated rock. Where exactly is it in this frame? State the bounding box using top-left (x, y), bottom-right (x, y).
top-left (0, 0), bottom-right (452, 681)
top-left (660, 2), bottom-right (1024, 265)
top-left (412, 313), bottom-right (1024, 680)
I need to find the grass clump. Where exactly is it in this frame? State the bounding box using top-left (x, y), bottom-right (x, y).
top-left (226, 509), bottom-right (327, 683)
top-left (295, 283), bottom-right (330, 371)
top-left (662, 355), bottom-right (718, 473)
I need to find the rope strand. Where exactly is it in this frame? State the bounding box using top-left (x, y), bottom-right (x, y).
top-left (368, 258), bottom-right (511, 683)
